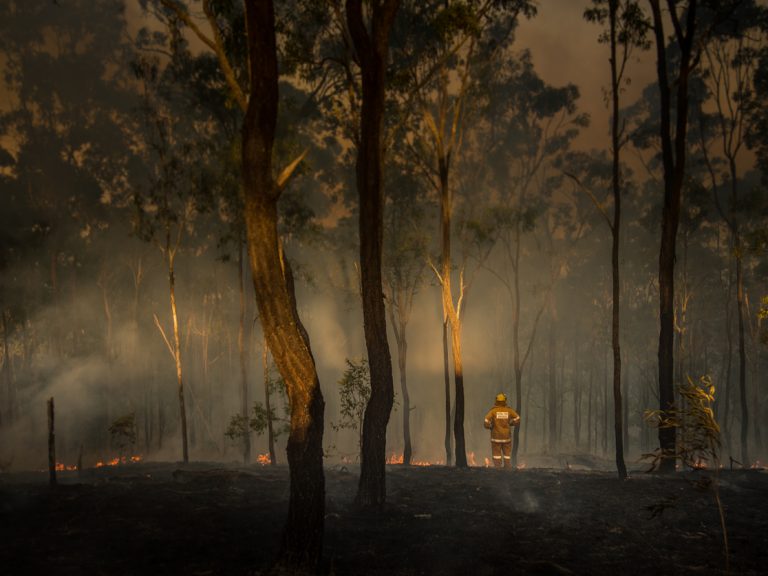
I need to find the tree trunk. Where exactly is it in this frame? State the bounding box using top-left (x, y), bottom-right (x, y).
top-left (238, 241), bottom-right (251, 465)
top-left (450, 315), bottom-right (467, 468)
top-left (242, 2), bottom-right (325, 571)
top-left (167, 244), bottom-right (189, 464)
top-left (48, 397), bottom-right (56, 487)
top-left (442, 319), bottom-right (452, 466)
top-left (346, 0), bottom-right (400, 507)
top-left (609, 0), bottom-right (627, 479)
top-left (547, 310), bottom-right (557, 454)
top-left (735, 246), bottom-right (748, 465)
top-left (387, 299), bottom-right (412, 465)
top-left (399, 334), bottom-right (411, 464)
top-left (2, 310), bottom-right (15, 424)
top-left (263, 340), bottom-right (276, 466)
top-left (649, 0), bottom-right (697, 473)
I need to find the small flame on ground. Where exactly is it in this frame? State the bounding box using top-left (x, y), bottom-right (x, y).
top-left (385, 453), bottom-right (444, 466)
top-left (55, 462), bottom-right (77, 472)
top-left (256, 453), bottom-right (271, 465)
top-left (95, 455), bottom-right (142, 468)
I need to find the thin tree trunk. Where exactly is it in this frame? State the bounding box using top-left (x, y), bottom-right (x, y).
top-left (48, 397), bottom-right (56, 487)
top-left (2, 310), bottom-right (14, 424)
top-left (263, 340), bottom-right (276, 466)
top-left (167, 244), bottom-right (189, 464)
top-left (238, 241), bottom-right (251, 465)
top-left (735, 250), bottom-right (748, 465)
top-left (548, 313), bottom-right (557, 454)
top-left (609, 0), bottom-right (627, 479)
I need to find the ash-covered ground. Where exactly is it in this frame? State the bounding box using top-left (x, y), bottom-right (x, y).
top-left (1, 459), bottom-right (766, 575)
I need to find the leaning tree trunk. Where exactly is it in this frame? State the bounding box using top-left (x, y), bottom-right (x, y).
top-left (242, 2), bottom-right (325, 572)
top-left (346, 0), bottom-right (400, 507)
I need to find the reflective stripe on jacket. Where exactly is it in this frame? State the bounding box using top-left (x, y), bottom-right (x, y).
top-left (484, 402), bottom-right (520, 442)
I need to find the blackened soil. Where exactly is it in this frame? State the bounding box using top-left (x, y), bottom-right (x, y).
top-left (1, 462), bottom-right (766, 575)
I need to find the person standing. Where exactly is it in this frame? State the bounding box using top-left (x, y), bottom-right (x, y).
top-left (484, 393), bottom-right (520, 468)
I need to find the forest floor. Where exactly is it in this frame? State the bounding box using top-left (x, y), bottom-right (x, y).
top-left (1, 457), bottom-right (766, 576)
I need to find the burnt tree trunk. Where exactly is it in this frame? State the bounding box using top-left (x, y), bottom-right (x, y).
top-left (649, 0), bottom-right (697, 473)
top-left (346, 0), bottom-right (400, 506)
top-left (442, 319), bottom-right (452, 466)
top-left (608, 0), bottom-right (627, 479)
top-left (242, 2), bottom-right (325, 571)
top-left (47, 397), bottom-right (56, 487)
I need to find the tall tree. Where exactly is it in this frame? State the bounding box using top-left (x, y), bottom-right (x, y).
top-left (647, 0), bottom-right (698, 473)
top-left (697, 2), bottom-right (767, 464)
top-left (345, 0), bottom-right (400, 508)
top-left (241, 2), bottom-right (326, 571)
top-left (584, 0), bottom-right (649, 480)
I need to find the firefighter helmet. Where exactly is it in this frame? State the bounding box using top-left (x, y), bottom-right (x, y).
top-left (496, 393), bottom-right (506, 403)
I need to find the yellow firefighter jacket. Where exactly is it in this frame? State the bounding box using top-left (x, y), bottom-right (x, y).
top-left (484, 402), bottom-right (520, 443)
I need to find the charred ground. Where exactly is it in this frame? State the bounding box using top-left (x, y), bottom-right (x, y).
top-left (1, 461), bottom-right (766, 575)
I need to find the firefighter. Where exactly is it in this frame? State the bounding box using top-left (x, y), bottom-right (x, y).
top-left (484, 393), bottom-right (520, 468)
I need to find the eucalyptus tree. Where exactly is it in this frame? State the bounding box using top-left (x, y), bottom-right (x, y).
top-left (694, 1), bottom-right (768, 465)
top-left (343, 0), bottom-right (401, 507)
top-left (141, 1), bottom-right (325, 570)
top-left (644, 0), bottom-right (754, 472)
top-left (393, 0), bottom-right (535, 468)
top-left (583, 0), bottom-right (649, 479)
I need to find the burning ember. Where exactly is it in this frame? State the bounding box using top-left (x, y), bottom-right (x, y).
top-left (256, 453), bottom-right (271, 465)
top-left (95, 455), bottom-right (142, 468)
top-left (55, 462), bottom-right (78, 472)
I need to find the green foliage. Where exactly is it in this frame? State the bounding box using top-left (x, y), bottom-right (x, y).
top-left (331, 358), bottom-right (371, 453)
top-left (225, 370), bottom-right (290, 442)
top-left (643, 375), bottom-right (731, 571)
top-left (643, 375), bottom-right (721, 471)
top-left (224, 414), bottom-right (250, 442)
top-left (108, 412), bottom-right (137, 454)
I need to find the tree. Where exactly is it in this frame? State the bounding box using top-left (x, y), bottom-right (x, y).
top-left (584, 0), bottom-right (649, 480)
top-left (241, 2), bottom-right (326, 572)
top-left (696, 1), bottom-right (768, 465)
top-left (400, 0), bottom-right (535, 469)
top-left (345, 0), bottom-right (400, 508)
top-left (333, 358), bottom-right (372, 455)
top-left (383, 163), bottom-right (429, 465)
top-left (145, 0), bottom-right (328, 570)
top-left (647, 0), bottom-right (699, 473)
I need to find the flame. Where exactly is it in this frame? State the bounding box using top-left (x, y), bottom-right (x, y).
top-left (484, 457), bottom-right (491, 467)
top-left (54, 462), bottom-right (77, 472)
top-left (95, 455), bottom-right (142, 468)
top-left (386, 453), bottom-right (404, 465)
top-left (517, 461), bottom-right (527, 470)
top-left (385, 453), bottom-right (443, 466)
top-left (468, 451), bottom-right (476, 466)
top-left (256, 453), bottom-right (271, 465)
top-left (751, 460), bottom-right (763, 469)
